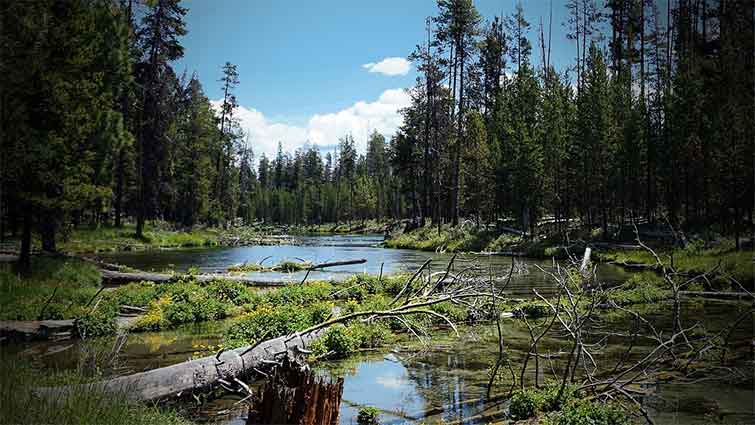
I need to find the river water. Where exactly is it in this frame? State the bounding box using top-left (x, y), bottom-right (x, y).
top-left (8, 235), bottom-right (755, 424)
top-left (98, 234), bottom-right (632, 297)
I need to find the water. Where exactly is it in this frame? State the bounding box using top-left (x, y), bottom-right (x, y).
top-left (99, 234), bottom-right (631, 297)
top-left (21, 299), bottom-right (747, 424)
top-left (5, 235), bottom-right (753, 424)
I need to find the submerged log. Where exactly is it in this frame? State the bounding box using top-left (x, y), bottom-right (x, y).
top-left (35, 328), bottom-right (327, 402)
top-left (250, 356), bottom-right (343, 425)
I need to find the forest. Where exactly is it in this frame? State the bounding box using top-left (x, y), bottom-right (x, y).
top-left (0, 1), bottom-right (754, 424)
top-left (2, 0), bottom-right (753, 268)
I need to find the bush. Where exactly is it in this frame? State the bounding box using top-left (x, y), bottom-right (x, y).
top-left (357, 406), bottom-right (380, 425)
top-left (551, 399), bottom-right (630, 425)
top-left (509, 389), bottom-right (540, 420)
top-left (76, 300), bottom-right (119, 337)
top-left (509, 385), bottom-right (574, 420)
top-left (513, 301), bottom-right (550, 319)
top-left (312, 325), bottom-right (359, 358)
top-left (266, 281), bottom-right (333, 305)
top-left (224, 302), bottom-right (332, 348)
top-left (111, 282), bottom-right (159, 307)
top-left (430, 301), bottom-right (468, 323)
top-left (311, 322), bottom-right (392, 359)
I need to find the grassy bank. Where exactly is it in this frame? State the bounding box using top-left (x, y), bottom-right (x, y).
top-left (597, 240), bottom-right (753, 286)
top-left (0, 352), bottom-right (193, 425)
top-left (59, 223), bottom-right (221, 254)
top-left (0, 256), bottom-right (102, 321)
top-left (289, 219), bottom-right (388, 235)
top-left (383, 224), bottom-right (564, 257)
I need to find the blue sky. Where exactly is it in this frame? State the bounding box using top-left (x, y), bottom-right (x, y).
top-left (173, 0), bottom-right (578, 157)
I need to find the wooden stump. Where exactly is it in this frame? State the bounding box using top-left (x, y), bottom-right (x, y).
top-left (250, 356), bottom-right (344, 425)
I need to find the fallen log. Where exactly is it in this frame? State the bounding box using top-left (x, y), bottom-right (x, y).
top-left (0, 315), bottom-right (139, 342)
top-left (309, 258), bottom-right (367, 270)
top-left (100, 258), bottom-right (367, 287)
top-left (99, 269), bottom-right (289, 287)
top-left (679, 290), bottom-right (753, 300)
top-left (35, 328), bottom-right (327, 402)
top-left (0, 320), bottom-right (75, 341)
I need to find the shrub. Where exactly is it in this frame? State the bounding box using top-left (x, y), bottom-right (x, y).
top-left (348, 322), bottom-right (392, 349)
top-left (224, 302), bottom-right (332, 348)
top-left (509, 385), bottom-right (575, 420)
top-left (513, 301), bottom-right (550, 319)
top-left (551, 399), bottom-right (630, 425)
top-left (357, 406), bottom-right (380, 425)
top-left (76, 300), bottom-right (119, 337)
top-left (111, 282), bottom-right (159, 307)
top-left (205, 279), bottom-right (251, 304)
top-left (509, 389), bottom-right (540, 420)
top-left (312, 325), bottom-right (359, 358)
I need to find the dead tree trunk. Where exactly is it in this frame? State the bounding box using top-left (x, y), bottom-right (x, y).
top-left (250, 356), bottom-right (343, 425)
top-left (35, 329), bottom-right (327, 402)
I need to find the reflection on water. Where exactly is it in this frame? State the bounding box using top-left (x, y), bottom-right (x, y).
top-left (5, 235), bottom-right (752, 424)
top-left (99, 234), bottom-right (631, 298)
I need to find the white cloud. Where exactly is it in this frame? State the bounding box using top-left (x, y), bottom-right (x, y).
top-left (361, 57), bottom-right (411, 76)
top-left (215, 88), bottom-right (411, 160)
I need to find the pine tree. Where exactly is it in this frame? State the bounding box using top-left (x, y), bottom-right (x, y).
top-left (135, 0), bottom-right (187, 237)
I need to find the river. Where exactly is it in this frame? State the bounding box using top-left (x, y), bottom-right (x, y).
top-left (7, 235), bottom-right (755, 424)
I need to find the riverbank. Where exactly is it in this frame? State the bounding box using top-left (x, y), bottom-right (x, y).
top-left (3, 232), bottom-right (753, 424)
top-left (384, 223), bottom-right (753, 285)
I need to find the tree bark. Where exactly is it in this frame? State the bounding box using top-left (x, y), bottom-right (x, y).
top-left (35, 329), bottom-right (327, 402)
top-left (251, 356), bottom-right (343, 425)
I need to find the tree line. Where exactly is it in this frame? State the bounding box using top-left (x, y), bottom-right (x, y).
top-left (1, 0), bottom-right (753, 270)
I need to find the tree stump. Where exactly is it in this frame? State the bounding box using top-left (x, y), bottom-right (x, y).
top-left (249, 356), bottom-right (344, 425)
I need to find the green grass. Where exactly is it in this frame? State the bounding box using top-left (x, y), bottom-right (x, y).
top-left (383, 223), bottom-right (573, 258)
top-left (508, 384), bottom-right (629, 424)
top-left (59, 223), bottom-right (221, 253)
top-left (227, 259), bottom-right (316, 273)
top-left (604, 272), bottom-right (672, 306)
top-left (384, 224), bottom-right (496, 252)
top-left (0, 257), bottom-right (102, 320)
top-left (597, 240), bottom-right (753, 286)
top-left (0, 355), bottom-right (193, 425)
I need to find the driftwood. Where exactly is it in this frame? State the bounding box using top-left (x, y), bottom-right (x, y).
top-left (35, 328), bottom-right (327, 402)
top-left (0, 315), bottom-right (139, 342)
top-left (251, 356), bottom-right (343, 425)
top-left (0, 320), bottom-right (75, 341)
